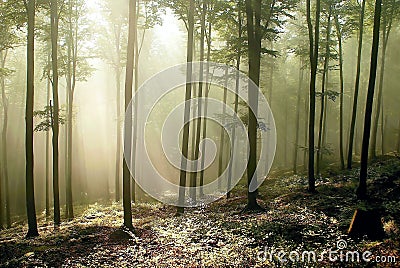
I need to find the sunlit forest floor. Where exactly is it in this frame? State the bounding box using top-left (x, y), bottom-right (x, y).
top-left (1, 156), bottom-right (400, 267)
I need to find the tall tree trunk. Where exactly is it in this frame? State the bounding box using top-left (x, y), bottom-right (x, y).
top-left (190, 0), bottom-right (206, 202)
top-left (335, 14), bottom-right (345, 170)
top-left (131, 1), bottom-right (140, 203)
top-left (316, 5), bottom-right (331, 176)
top-left (51, 0), bottom-right (61, 227)
top-left (227, 0), bottom-right (242, 198)
top-left (1, 50), bottom-right (11, 228)
top-left (45, 49), bottom-right (51, 218)
top-left (65, 0), bottom-right (76, 220)
top-left (293, 58), bottom-right (303, 174)
top-left (199, 19), bottom-right (212, 197)
top-left (244, 0), bottom-right (264, 209)
top-left (189, 81), bottom-right (197, 201)
top-left (114, 23), bottom-right (122, 202)
top-left (123, 0), bottom-right (137, 229)
top-left (306, 0), bottom-right (321, 192)
top-left (370, 0), bottom-right (392, 158)
top-left (348, 0), bottom-right (366, 169)
top-left (357, 0), bottom-right (382, 200)
top-left (0, 51), bottom-right (5, 229)
top-left (177, 0), bottom-right (195, 214)
top-left (217, 66), bottom-right (229, 191)
top-left (25, 0), bottom-right (39, 237)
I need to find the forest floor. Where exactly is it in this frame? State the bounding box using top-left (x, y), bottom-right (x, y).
top-left (1, 156), bottom-right (400, 267)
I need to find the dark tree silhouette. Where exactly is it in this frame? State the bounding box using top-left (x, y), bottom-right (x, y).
top-left (25, 0), bottom-right (39, 237)
top-left (50, 0), bottom-right (61, 227)
top-left (244, 0), bottom-right (262, 210)
top-left (357, 0), bottom-right (382, 200)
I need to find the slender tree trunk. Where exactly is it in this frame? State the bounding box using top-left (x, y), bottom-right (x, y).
top-left (189, 82), bottom-right (197, 201)
top-left (123, 0), bottom-right (137, 229)
top-left (114, 23), bottom-right (122, 202)
top-left (115, 67), bottom-right (121, 201)
top-left (348, 0), bottom-right (366, 169)
top-left (66, 90), bottom-right (74, 219)
top-left (131, 1), bottom-right (140, 204)
top-left (50, 0), bottom-right (61, 227)
top-left (190, 0), bottom-right (206, 202)
top-left (26, 0), bottom-right (39, 237)
top-left (306, 0), bottom-right (320, 192)
top-left (227, 1), bottom-right (242, 198)
top-left (217, 66), bottom-right (229, 191)
top-left (316, 5), bottom-right (331, 176)
top-left (303, 71), bottom-right (309, 171)
top-left (357, 0), bottom-right (382, 200)
top-left (45, 51), bottom-right (51, 218)
top-left (293, 58), bottom-right (303, 174)
top-left (64, 0), bottom-right (77, 220)
top-left (370, 5), bottom-right (391, 158)
top-left (1, 50), bottom-right (10, 228)
top-left (177, 0), bottom-right (195, 214)
top-left (0, 51), bottom-right (5, 229)
top-left (335, 14), bottom-right (345, 170)
top-left (199, 19), bottom-right (212, 197)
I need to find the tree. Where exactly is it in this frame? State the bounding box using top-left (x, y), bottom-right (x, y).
top-left (316, 4), bottom-right (332, 176)
top-left (189, 0), bottom-right (207, 203)
top-left (123, 0), bottom-right (137, 229)
top-left (347, 0), bottom-right (366, 169)
top-left (293, 57), bottom-right (304, 174)
top-left (227, 0), bottom-right (243, 198)
top-left (306, 0), bottom-right (321, 193)
top-left (199, 7), bottom-right (213, 196)
top-left (244, 0), bottom-right (262, 210)
top-left (334, 12), bottom-right (345, 170)
top-left (97, 0), bottom-right (128, 202)
top-left (25, 0), bottom-right (39, 237)
top-left (370, 0), bottom-right (398, 158)
top-left (1, 50), bottom-right (11, 229)
top-left (177, 0), bottom-right (195, 215)
top-left (50, 0), bottom-right (61, 227)
top-left (357, 0), bottom-right (382, 200)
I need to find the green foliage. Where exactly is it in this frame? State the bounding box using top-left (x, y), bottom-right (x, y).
top-left (33, 105), bottom-right (66, 132)
top-left (316, 89), bottom-right (340, 101)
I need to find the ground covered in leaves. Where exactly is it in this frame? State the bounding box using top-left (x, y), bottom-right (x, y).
top-left (1, 156), bottom-right (400, 267)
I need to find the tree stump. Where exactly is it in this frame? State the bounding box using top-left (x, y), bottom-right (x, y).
top-left (348, 209), bottom-right (385, 240)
